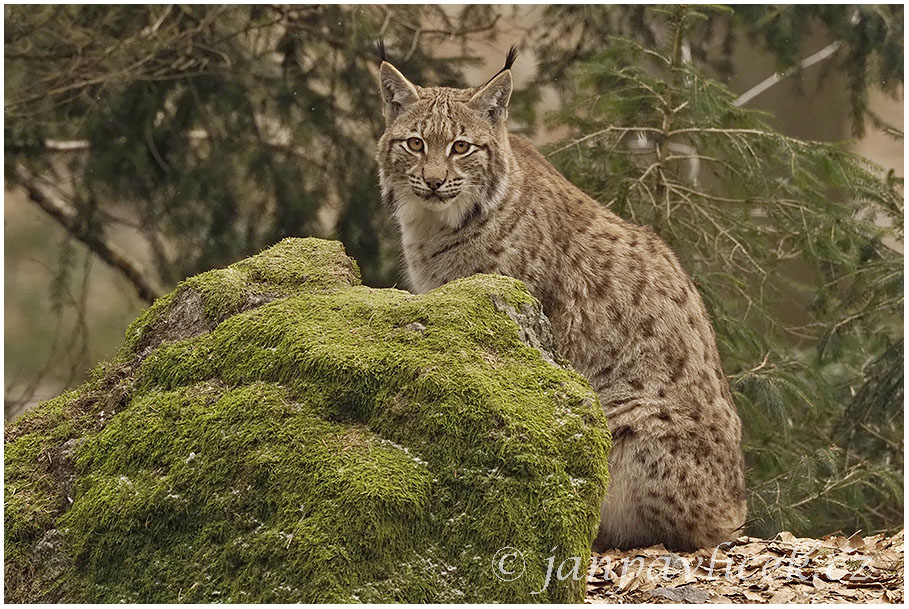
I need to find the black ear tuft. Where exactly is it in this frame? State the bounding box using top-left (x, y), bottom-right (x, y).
top-left (377, 39), bottom-right (388, 63)
top-left (481, 44), bottom-right (518, 87)
top-left (503, 44), bottom-right (518, 70)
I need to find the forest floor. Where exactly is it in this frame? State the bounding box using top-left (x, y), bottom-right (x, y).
top-left (586, 529), bottom-right (903, 604)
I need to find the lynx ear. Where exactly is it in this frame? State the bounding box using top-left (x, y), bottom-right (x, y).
top-left (379, 61), bottom-right (419, 123)
top-left (468, 69), bottom-right (513, 125)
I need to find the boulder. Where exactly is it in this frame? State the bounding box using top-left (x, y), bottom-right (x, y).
top-left (5, 238), bottom-right (610, 602)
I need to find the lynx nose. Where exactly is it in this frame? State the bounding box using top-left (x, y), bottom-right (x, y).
top-left (424, 176), bottom-right (445, 191)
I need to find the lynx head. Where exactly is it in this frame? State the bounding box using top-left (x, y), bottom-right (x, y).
top-left (376, 44), bottom-right (516, 228)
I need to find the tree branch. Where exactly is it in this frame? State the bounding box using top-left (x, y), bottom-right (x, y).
top-left (44, 139), bottom-right (90, 151)
top-left (734, 40), bottom-right (842, 107)
top-left (546, 126), bottom-right (664, 156)
top-left (11, 163), bottom-right (161, 304)
top-left (40, 132), bottom-right (330, 171)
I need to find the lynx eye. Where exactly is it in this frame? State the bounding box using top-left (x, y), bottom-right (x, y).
top-left (452, 140), bottom-right (471, 155)
top-left (406, 137), bottom-right (424, 152)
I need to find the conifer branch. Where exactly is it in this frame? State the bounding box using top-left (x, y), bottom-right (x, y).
top-left (43, 139), bottom-right (90, 151)
top-left (11, 163), bottom-right (161, 305)
top-left (547, 127), bottom-right (664, 156)
top-left (36, 132), bottom-right (330, 171)
top-left (734, 40), bottom-right (843, 107)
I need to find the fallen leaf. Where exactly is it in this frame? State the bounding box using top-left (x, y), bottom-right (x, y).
top-left (741, 589), bottom-right (765, 602)
top-left (738, 563), bottom-right (762, 579)
top-left (710, 594), bottom-right (732, 603)
top-left (641, 544), bottom-right (668, 556)
top-left (821, 566), bottom-right (851, 582)
top-left (586, 577), bottom-right (607, 589)
top-left (841, 532), bottom-right (866, 554)
top-left (764, 543), bottom-right (789, 555)
top-left (667, 571), bottom-right (697, 587)
top-left (844, 572), bottom-right (896, 588)
top-left (734, 542), bottom-right (768, 557)
top-left (873, 550), bottom-right (902, 570)
top-left (821, 535), bottom-right (843, 550)
top-left (639, 579), bottom-right (658, 593)
top-left (768, 589), bottom-right (796, 603)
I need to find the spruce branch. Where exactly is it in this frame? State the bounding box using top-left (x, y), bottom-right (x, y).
top-left (734, 40), bottom-right (843, 107)
top-left (546, 126), bottom-right (664, 156)
top-left (36, 131), bottom-right (330, 170)
top-left (11, 163), bottom-right (161, 305)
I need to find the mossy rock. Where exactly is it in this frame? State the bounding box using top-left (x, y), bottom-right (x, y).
top-left (5, 238), bottom-right (610, 602)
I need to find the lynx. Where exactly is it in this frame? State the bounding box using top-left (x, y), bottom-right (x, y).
top-left (375, 44), bottom-right (746, 552)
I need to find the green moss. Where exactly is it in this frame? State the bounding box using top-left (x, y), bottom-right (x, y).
top-left (117, 238), bottom-right (360, 360)
top-left (59, 382), bottom-right (437, 602)
top-left (118, 291), bottom-right (178, 358)
top-left (6, 238), bottom-right (609, 602)
top-left (232, 237), bottom-right (361, 289)
top-left (4, 387), bottom-right (94, 601)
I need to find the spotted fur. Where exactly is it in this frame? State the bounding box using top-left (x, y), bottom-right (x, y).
top-left (375, 48), bottom-right (746, 551)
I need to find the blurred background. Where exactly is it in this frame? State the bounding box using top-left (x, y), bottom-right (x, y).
top-left (4, 5), bottom-right (903, 538)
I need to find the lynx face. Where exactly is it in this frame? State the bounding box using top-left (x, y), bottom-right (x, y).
top-left (376, 61), bottom-right (513, 227)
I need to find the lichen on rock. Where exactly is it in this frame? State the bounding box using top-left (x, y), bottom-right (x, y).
top-left (5, 237), bottom-right (610, 603)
